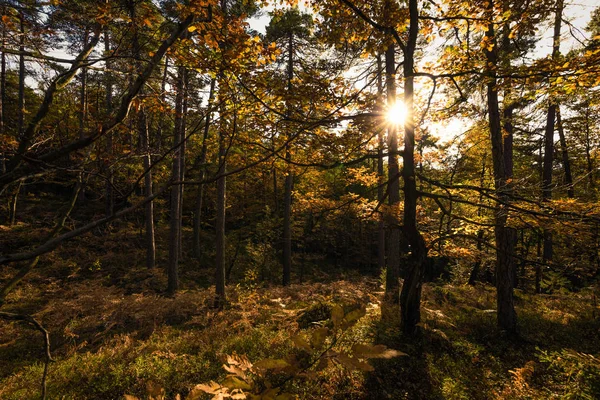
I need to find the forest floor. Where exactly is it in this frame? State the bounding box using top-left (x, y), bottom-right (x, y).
top-left (1, 217), bottom-right (600, 399)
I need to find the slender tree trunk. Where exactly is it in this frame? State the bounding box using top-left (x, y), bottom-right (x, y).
top-left (193, 78), bottom-right (215, 259)
top-left (104, 28), bottom-right (114, 217)
top-left (215, 105), bottom-right (227, 306)
top-left (167, 66), bottom-right (186, 295)
top-left (282, 31), bottom-right (294, 286)
top-left (1, 12), bottom-right (5, 174)
top-left (584, 106), bottom-right (595, 193)
top-left (140, 110), bottom-right (155, 269)
top-left (376, 54), bottom-right (386, 273)
top-left (542, 0), bottom-right (563, 269)
top-left (399, 0), bottom-right (426, 335)
top-left (469, 157), bottom-right (487, 285)
top-left (178, 70), bottom-right (188, 260)
top-left (215, 0), bottom-right (229, 307)
top-left (79, 30), bottom-right (89, 140)
top-left (130, 1), bottom-right (155, 268)
top-left (384, 43), bottom-right (400, 304)
top-left (18, 12), bottom-right (25, 138)
top-left (556, 107), bottom-right (574, 198)
top-left (484, 0), bottom-right (517, 334)
top-left (9, 182), bottom-right (21, 225)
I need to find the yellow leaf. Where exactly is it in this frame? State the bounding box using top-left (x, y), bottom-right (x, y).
top-left (188, 25), bottom-right (197, 32)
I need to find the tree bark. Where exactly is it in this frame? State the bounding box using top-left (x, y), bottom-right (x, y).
top-left (556, 107), bottom-right (574, 198)
top-left (484, 0), bottom-right (517, 334)
top-left (193, 78), bottom-right (216, 259)
top-left (167, 66), bottom-right (186, 295)
top-left (104, 28), bottom-right (114, 218)
top-left (376, 53), bottom-right (386, 273)
top-left (18, 11), bottom-right (25, 138)
top-left (282, 31), bottom-right (294, 286)
top-left (399, 0), bottom-right (426, 335)
top-left (384, 43), bottom-right (400, 304)
top-left (542, 0), bottom-right (563, 270)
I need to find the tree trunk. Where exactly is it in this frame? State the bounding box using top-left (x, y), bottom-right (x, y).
top-left (130, 0), bottom-right (155, 268)
top-left (140, 110), bottom-right (155, 269)
top-left (384, 43), bottom-right (400, 304)
top-left (282, 31), bottom-right (294, 286)
top-left (193, 78), bottom-right (216, 259)
top-left (399, 0), bottom-right (426, 335)
top-left (484, 0), bottom-right (517, 334)
top-left (542, 0), bottom-right (563, 268)
top-left (377, 54), bottom-right (386, 273)
top-left (18, 12), bottom-right (25, 138)
top-left (167, 66), bottom-right (186, 295)
top-left (79, 31), bottom-right (89, 140)
top-left (215, 110), bottom-right (227, 306)
top-left (178, 71), bottom-right (188, 260)
top-left (0, 12), bottom-right (5, 174)
top-left (104, 28), bottom-right (114, 217)
top-left (556, 107), bottom-right (574, 198)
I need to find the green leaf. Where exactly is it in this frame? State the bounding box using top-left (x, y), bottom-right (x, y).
top-left (254, 359), bottom-right (290, 370)
top-left (342, 307), bottom-right (366, 328)
top-left (331, 304), bottom-right (344, 328)
top-left (291, 334), bottom-right (312, 352)
top-left (310, 327), bottom-right (329, 349)
top-left (222, 376), bottom-right (252, 391)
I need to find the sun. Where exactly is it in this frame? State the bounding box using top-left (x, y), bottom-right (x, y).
top-left (386, 101), bottom-right (407, 126)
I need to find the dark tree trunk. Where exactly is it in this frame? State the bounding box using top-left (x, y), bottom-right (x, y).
top-left (0, 12), bottom-right (5, 174)
top-left (215, 110), bottom-right (227, 306)
top-left (384, 43), bottom-right (400, 304)
top-left (130, 1), bottom-right (155, 268)
top-left (399, 0), bottom-right (426, 335)
top-left (167, 66), bottom-right (186, 295)
top-left (193, 78), bottom-right (216, 259)
top-left (282, 31), bottom-right (294, 286)
top-left (79, 31), bottom-right (89, 140)
top-left (140, 110), bottom-right (155, 269)
top-left (376, 54), bottom-right (386, 273)
top-left (556, 107), bottom-right (574, 198)
top-left (484, 0), bottom-right (517, 334)
top-left (104, 28), bottom-right (114, 218)
top-left (18, 12), bottom-right (25, 138)
top-left (542, 0), bottom-right (563, 268)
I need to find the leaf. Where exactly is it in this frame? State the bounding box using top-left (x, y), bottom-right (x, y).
top-left (342, 307), bottom-right (366, 328)
top-left (188, 25), bottom-right (197, 32)
top-left (123, 396), bottom-right (140, 400)
top-left (377, 349), bottom-right (408, 359)
top-left (254, 359), bottom-right (290, 370)
top-left (192, 381), bottom-right (222, 395)
top-left (331, 304), bottom-right (344, 328)
top-left (310, 327), bottom-right (329, 349)
top-left (222, 376), bottom-right (252, 391)
top-left (259, 388), bottom-right (281, 400)
top-left (351, 343), bottom-right (387, 357)
top-left (335, 353), bottom-right (374, 372)
top-left (291, 334), bottom-right (312, 352)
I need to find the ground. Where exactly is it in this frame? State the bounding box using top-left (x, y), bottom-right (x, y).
top-left (1, 218), bottom-right (599, 399)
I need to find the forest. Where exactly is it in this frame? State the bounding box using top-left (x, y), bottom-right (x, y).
top-left (0, 0), bottom-right (599, 398)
